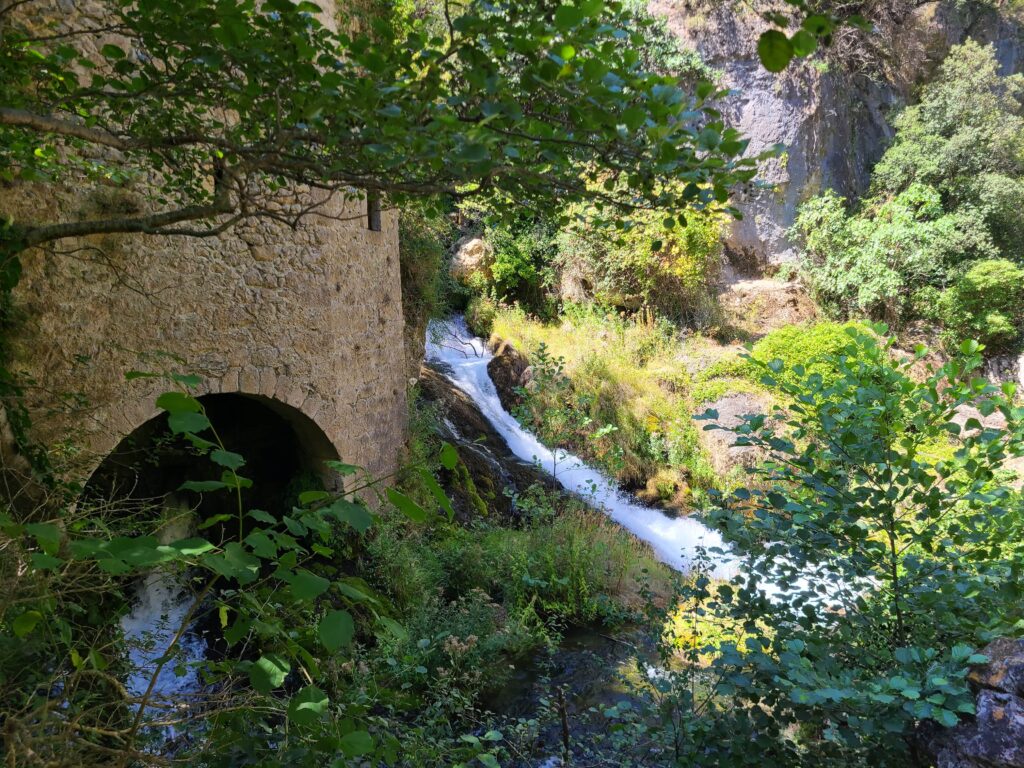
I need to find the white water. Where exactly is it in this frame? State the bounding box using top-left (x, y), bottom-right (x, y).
top-left (425, 317), bottom-right (737, 579)
top-left (120, 497), bottom-right (207, 721)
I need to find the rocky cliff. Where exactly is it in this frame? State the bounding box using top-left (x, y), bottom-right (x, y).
top-left (650, 0), bottom-right (1024, 267)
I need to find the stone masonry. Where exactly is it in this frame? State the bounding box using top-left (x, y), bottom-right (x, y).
top-left (5, 184), bottom-right (408, 485)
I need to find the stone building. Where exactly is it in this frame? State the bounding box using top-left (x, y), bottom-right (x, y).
top-left (1, 0), bottom-right (409, 499)
top-left (6, 185), bottom-right (408, 494)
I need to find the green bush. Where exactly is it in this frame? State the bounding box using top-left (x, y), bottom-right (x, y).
top-left (465, 295), bottom-right (498, 337)
top-left (939, 258), bottom-right (1024, 349)
top-left (750, 321), bottom-right (868, 388)
top-left (794, 41), bottom-right (1023, 328)
top-left (399, 204), bottom-right (455, 334)
top-left (675, 329), bottom-right (1024, 766)
top-left (557, 205), bottom-right (725, 326)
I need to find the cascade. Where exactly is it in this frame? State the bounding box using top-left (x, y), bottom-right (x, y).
top-left (425, 317), bottom-right (737, 578)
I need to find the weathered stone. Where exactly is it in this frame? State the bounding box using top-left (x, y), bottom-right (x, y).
top-left (970, 638), bottom-right (1024, 698)
top-left (449, 236), bottom-right (494, 283)
top-left (418, 364), bottom-right (554, 520)
top-left (697, 393), bottom-right (768, 477)
top-left (921, 638), bottom-right (1024, 768)
top-left (649, 0), bottom-right (1024, 266)
top-left (717, 277), bottom-right (818, 339)
top-left (486, 336), bottom-right (531, 412)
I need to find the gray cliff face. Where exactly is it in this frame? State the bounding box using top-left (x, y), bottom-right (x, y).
top-left (649, 0), bottom-right (1024, 267)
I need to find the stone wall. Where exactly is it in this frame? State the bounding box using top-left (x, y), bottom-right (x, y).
top-left (5, 180), bottom-right (408, 485)
top-left (2, 0), bottom-right (409, 487)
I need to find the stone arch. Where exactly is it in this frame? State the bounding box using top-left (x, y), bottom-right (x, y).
top-left (83, 391), bottom-right (343, 516)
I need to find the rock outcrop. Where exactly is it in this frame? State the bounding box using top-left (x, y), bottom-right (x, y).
top-left (921, 638), bottom-right (1024, 768)
top-left (418, 364), bottom-right (553, 520)
top-left (649, 0), bottom-right (1024, 266)
top-left (697, 392), bottom-right (769, 477)
top-left (450, 236), bottom-right (494, 284)
top-left (486, 336), bottom-right (531, 412)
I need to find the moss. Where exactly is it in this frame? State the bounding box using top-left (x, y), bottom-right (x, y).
top-left (452, 455), bottom-right (489, 518)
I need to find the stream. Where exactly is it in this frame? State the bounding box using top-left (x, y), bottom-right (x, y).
top-left (425, 316), bottom-right (737, 579)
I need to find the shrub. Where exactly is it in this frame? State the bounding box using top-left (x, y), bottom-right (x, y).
top-left (465, 295), bottom-right (498, 337)
top-left (749, 321), bottom-right (868, 388)
top-left (681, 329), bottom-right (1024, 766)
top-left (939, 258), bottom-right (1024, 349)
top-left (794, 41), bottom-right (1023, 328)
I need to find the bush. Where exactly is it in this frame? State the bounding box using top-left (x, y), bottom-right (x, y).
top-left (676, 328), bottom-right (1024, 766)
top-left (465, 295), bottom-right (498, 337)
top-left (794, 41), bottom-right (1023, 328)
top-left (749, 321), bottom-right (869, 388)
top-left (557, 206), bottom-right (726, 326)
top-left (939, 258), bottom-right (1024, 349)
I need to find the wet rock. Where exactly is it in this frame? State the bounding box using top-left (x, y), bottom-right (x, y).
top-left (418, 364), bottom-right (554, 521)
top-left (450, 236), bottom-right (493, 283)
top-left (486, 336), bottom-right (531, 412)
top-left (921, 638), bottom-right (1024, 768)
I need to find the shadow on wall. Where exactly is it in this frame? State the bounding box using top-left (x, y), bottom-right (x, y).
top-left (82, 393), bottom-right (341, 526)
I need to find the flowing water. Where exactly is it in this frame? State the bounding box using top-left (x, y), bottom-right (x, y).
top-left (425, 316), bottom-right (737, 579)
top-left (119, 496), bottom-right (208, 738)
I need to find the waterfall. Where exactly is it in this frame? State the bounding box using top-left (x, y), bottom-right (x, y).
top-left (120, 495), bottom-right (208, 731)
top-left (425, 317), bottom-right (737, 579)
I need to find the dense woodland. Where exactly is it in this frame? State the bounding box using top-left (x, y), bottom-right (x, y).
top-left (1, 0), bottom-right (1024, 766)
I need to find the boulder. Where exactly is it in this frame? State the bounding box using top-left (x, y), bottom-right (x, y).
top-left (717, 277), bottom-right (818, 339)
top-left (697, 393), bottom-right (769, 477)
top-left (921, 638), bottom-right (1024, 768)
top-left (486, 336), bottom-right (531, 412)
top-left (449, 236), bottom-right (493, 283)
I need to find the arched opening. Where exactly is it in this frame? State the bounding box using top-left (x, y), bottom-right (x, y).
top-left (83, 393), bottom-right (340, 523)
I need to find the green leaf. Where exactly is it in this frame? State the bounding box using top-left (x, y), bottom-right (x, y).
top-left (319, 610), bottom-right (355, 652)
top-left (554, 4), bottom-right (584, 30)
top-left (25, 522), bottom-right (61, 555)
top-left (211, 449), bottom-right (246, 470)
top-left (249, 653), bottom-right (290, 693)
top-left (340, 730), bottom-right (374, 757)
top-left (387, 488), bottom-right (428, 523)
top-left (324, 460), bottom-right (360, 476)
top-left (155, 391), bottom-right (202, 413)
top-left (299, 490), bottom-right (331, 505)
top-left (168, 411), bottom-right (212, 434)
top-left (180, 480), bottom-right (228, 493)
top-left (791, 30), bottom-right (817, 57)
top-left (328, 499), bottom-right (373, 533)
top-left (100, 43), bottom-right (125, 59)
top-left (290, 569), bottom-right (330, 601)
top-left (287, 685), bottom-right (329, 726)
top-left (757, 30), bottom-right (794, 73)
top-left (419, 469), bottom-right (455, 523)
top-left (171, 373), bottom-right (203, 387)
top-left (440, 442), bottom-right (459, 470)
top-left (169, 537), bottom-right (215, 556)
top-left (30, 552), bottom-right (63, 570)
top-left (478, 755), bottom-right (500, 768)
top-left (13, 610), bottom-right (42, 638)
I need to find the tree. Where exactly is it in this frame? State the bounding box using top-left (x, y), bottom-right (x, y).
top-left (688, 327), bottom-right (1024, 765)
top-left (0, 0), bottom-right (859, 273)
top-left (794, 41), bottom-right (1024, 335)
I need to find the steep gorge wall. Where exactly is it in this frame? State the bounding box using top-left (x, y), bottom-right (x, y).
top-left (650, 0), bottom-right (1024, 267)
